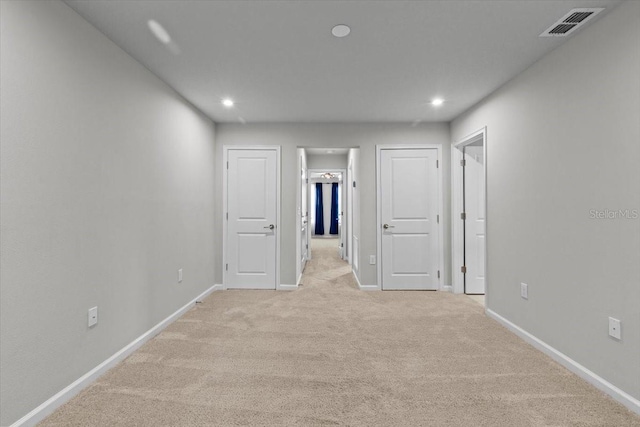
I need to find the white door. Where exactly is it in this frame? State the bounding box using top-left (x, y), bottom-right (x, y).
top-left (226, 148), bottom-right (277, 289)
top-left (380, 148), bottom-right (439, 290)
top-left (464, 144), bottom-right (485, 294)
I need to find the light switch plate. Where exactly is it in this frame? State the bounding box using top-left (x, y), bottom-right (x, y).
top-left (520, 283), bottom-right (528, 300)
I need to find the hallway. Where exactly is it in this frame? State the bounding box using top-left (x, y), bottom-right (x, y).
top-left (40, 242), bottom-right (639, 426)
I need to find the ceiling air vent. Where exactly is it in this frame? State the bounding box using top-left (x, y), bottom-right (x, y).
top-left (540, 8), bottom-right (604, 37)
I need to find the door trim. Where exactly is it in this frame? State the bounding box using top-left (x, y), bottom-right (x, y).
top-left (222, 145), bottom-right (281, 290)
top-left (375, 144), bottom-right (444, 290)
top-left (451, 127), bottom-right (487, 296)
top-left (307, 168), bottom-right (347, 261)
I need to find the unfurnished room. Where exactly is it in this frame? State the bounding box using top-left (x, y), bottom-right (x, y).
top-left (1, 1), bottom-right (639, 426)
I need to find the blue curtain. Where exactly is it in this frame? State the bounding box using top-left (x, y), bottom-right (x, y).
top-left (330, 183), bottom-right (339, 235)
top-left (314, 183), bottom-right (324, 235)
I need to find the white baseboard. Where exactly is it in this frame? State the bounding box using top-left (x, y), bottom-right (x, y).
top-left (296, 273), bottom-right (303, 286)
top-left (278, 284), bottom-right (298, 291)
top-left (441, 285), bottom-right (453, 292)
top-left (11, 284), bottom-right (220, 427)
top-left (211, 284), bottom-right (225, 293)
top-left (486, 309), bottom-right (640, 416)
top-left (353, 271), bottom-right (379, 291)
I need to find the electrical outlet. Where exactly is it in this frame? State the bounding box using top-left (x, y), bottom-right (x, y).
top-left (369, 255), bottom-right (376, 265)
top-left (178, 268), bottom-right (183, 283)
top-left (608, 317), bottom-right (621, 340)
top-left (88, 306), bottom-right (98, 328)
top-left (520, 283), bottom-right (528, 300)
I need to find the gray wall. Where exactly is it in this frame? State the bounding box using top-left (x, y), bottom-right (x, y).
top-left (307, 153), bottom-right (349, 170)
top-left (451, 0), bottom-right (639, 401)
top-left (215, 123), bottom-right (451, 287)
top-left (0, 1), bottom-right (217, 425)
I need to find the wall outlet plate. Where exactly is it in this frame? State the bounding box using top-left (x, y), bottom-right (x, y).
top-left (520, 283), bottom-right (528, 300)
top-left (88, 306), bottom-right (98, 328)
top-left (608, 317), bottom-right (621, 340)
top-left (369, 255), bottom-right (376, 265)
top-left (178, 268), bottom-right (183, 283)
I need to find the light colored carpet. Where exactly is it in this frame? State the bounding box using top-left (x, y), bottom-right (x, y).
top-left (41, 245), bottom-right (639, 426)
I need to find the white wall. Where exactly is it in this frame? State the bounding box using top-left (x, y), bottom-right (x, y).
top-left (0, 1), bottom-right (216, 425)
top-left (451, 0), bottom-right (639, 402)
top-left (215, 123), bottom-right (451, 288)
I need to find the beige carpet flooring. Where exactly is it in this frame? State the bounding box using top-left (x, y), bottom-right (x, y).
top-left (41, 241), bottom-right (640, 426)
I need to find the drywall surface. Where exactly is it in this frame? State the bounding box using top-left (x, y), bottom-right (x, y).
top-left (451, 0), bottom-right (640, 400)
top-left (0, 1), bottom-right (216, 424)
top-left (307, 153), bottom-right (349, 170)
top-left (215, 123), bottom-right (451, 288)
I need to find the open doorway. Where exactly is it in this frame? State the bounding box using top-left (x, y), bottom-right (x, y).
top-left (308, 169), bottom-right (346, 261)
top-left (452, 128), bottom-right (487, 300)
top-left (296, 148), bottom-right (360, 286)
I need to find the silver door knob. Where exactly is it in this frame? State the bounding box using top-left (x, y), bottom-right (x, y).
top-left (264, 224), bottom-right (275, 230)
top-left (383, 224), bottom-right (395, 229)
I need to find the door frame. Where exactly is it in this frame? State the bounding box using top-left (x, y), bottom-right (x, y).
top-left (451, 127), bottom-right (487, 296)
top-left (296, 148), bottom-right (307, 285)
top-left (222, 145), bottom-right (281, 290)
top-left (375, 144), bottom-right (444, 290)
top-left (306, 168), bottom-right (347, 261)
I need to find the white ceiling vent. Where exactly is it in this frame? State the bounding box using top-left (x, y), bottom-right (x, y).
top-left (540, 8), bottom-right (604, 37)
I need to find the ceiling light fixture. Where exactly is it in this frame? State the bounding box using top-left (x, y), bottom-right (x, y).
top-left (431, 98), bottom-right (444, 106)
top-left (222, 98), bottom-right (234, 108)
top-left (332, 24), bottom-right (351, 38)
top-left (322, 172), bottom-right (335, 179)
top-left (327, 150), bottom-right (334, 154)
top-left (147, 20), bottom-right (171, 45)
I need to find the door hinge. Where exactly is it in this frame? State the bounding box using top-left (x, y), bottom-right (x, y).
top-left (306, 178), bottom-right (309, 184)
top-left (437, 214), bottom-right (439, 224)
top-left (461, 265), bottom-right (467, 274)
top-left (306, 244), bottom-right (308, 249)
top-left (460, 212), bottom-right (466, 220)
top-left (226, 161), bottom-right (229, 169)
top-left (437, 270), bottom-right (441, 279)
top-left (226, 212), bottom-right (228, 220)
top-left (341, 243), bottom-right (344, 247)
top-left (460, 159), bottom-right (466, 167)
top-left (436, 160), bottom-right (439, 168)
top-left (226, 263), bottom-right (228, 271)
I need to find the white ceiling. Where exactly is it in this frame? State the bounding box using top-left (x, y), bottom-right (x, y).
top-left (64, 0), bottom-right (621, 123)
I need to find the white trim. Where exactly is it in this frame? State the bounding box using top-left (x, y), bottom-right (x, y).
top-left (441, 285), bottom-right (453, 293)
top-left (10, 284), bottom-right (220, 427)
top-left (223, 146), bottom-right (281, 291)
top-left (487, 309), bottom-right (640, 416)
top-left (451, 127), bottom-right (487, 297)
top-left (375, 144), bottom-right (444, 291)
top-left (306, 168), bottom-right (347, 261)
top-left (352, 270), bottom-right (378, 291)
top-left (278, 284), bottom-right (298, 291)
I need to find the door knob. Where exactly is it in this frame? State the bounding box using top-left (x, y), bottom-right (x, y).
top-left (264, 224), bottom-right (275, 230)
top-left (383, 224), bottom-right (395, 229)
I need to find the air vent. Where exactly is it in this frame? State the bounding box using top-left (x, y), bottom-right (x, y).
top-left (540, 8), bottom-right (604, 37)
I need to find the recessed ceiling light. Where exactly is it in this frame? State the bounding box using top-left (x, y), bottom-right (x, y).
top-left (222, 98), bottom-right (234, 108)
top-left (332, 24), bottom-right (351, 38)
top-left (431, 98), bottom-right (444, 106)
top-left (147, 20), bottom-right (171, 45)
top-left (327, 150), bottom-right (334, 154)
